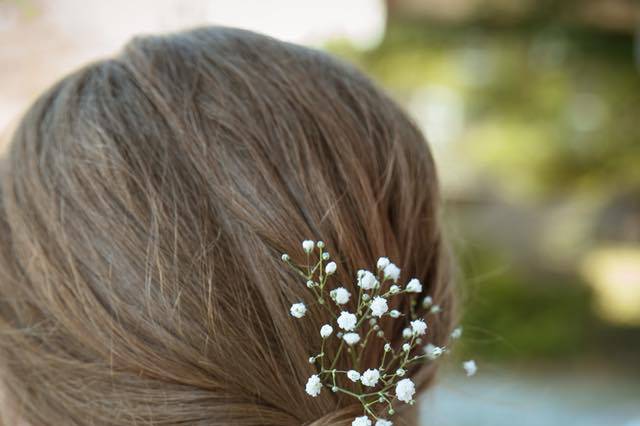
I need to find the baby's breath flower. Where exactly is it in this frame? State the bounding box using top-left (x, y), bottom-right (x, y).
top-left (281, 247), bottom-right (471, 422)
top-left (451, 326), bottom-right (463, 339)
top-left (337, 312), bottom-right (357, 331)
top-left (360, 369), bottom-right (380, 387)
top-left (421, 296), bottom-right (433, 308)
top-left (358, 270), bottom-right (378, 290)
top-left (430, 305), bottom-right (441, 314)
top-left (395, 378), bottom-right (415, 403)
top-left (347, 370), bottom-right (361, 382)
top-left (410, 319), bottom-right (427, 336)
top-left (320, 324), bottom-right (333, 338)
top-left (353, 416), bottom-right (372, 426)
top-left (377, 257), bottom-right (390, 270)
top-left (302, 240), bottom-right (315, 253)
top-left (343, 332), bottom-right (361, 345)
top-left (370, 296), bottom-right (388, 317)
top-left (463, 360), bottom-right (477, 377)
top-left (383, 263), bottom-right (401, 282)
top-left (331, 287), bottom-right (351, 305)
top-left (423, 343), bottom-right (444, 360)
top-left (405, 278), bottom-right (422, 293)
top-left (290, 303), bottom-right (306, 318)
top-left (305, 375), bottom-right (322, 397)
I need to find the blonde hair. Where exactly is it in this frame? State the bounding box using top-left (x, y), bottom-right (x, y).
top-left (0, 27), bottom-right (454, 425)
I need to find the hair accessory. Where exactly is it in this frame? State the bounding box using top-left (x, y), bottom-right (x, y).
top-left (281, 240), bottom-right (476, 426)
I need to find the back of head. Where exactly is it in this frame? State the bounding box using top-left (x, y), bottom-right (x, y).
top-left (0, 27), bottom-right (454, 425)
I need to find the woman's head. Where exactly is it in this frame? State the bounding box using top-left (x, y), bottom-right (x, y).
top-left (0, 27), bottom-right (454, 425)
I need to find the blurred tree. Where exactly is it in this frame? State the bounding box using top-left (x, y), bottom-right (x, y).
top-left (329, 3), bottom-right (640, 365)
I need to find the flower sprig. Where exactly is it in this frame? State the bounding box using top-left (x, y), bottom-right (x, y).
top-left (281, 240), bottom-right (477, 426)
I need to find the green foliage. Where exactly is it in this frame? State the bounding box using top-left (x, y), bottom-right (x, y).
top-left (328, 16), bottom-right (640, 365)
top-left (461, 270), bottom-right (595, 360)
top-left (335, 20), bottom-right (640, 201)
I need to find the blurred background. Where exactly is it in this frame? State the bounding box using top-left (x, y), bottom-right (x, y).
top-left (1, 0), bottom-right (639, 424)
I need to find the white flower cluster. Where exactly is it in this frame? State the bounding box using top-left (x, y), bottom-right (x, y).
top-left (305, 374), bottom-right (322, 397)
top-left (281, 240), bottom-right (474, 426)
top-left (463, 360), bottom-right (477, 377)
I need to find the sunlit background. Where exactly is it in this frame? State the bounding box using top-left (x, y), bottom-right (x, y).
top-left (1, 0), bottom-right (639, 424)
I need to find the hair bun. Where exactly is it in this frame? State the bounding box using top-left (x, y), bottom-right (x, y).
top-left (0, 26), bottom-right (452, 426)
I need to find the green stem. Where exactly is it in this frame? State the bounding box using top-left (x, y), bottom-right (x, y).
top-left (329, 340), bottom-right (345, 370)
